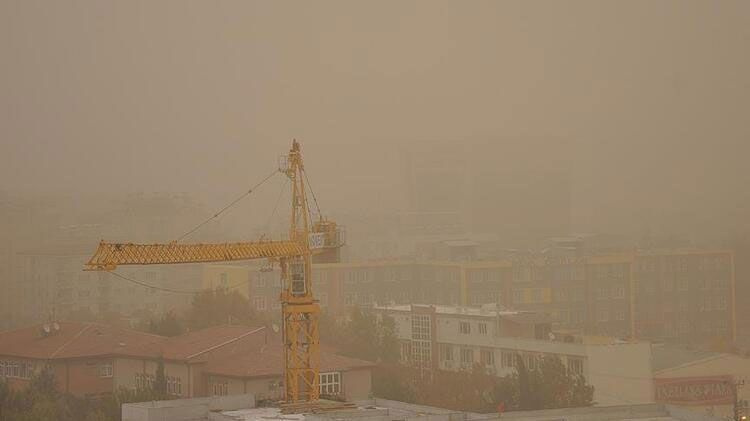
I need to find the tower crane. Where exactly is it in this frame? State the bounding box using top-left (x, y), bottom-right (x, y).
top-left (84, 140), bottom-right (344, 403)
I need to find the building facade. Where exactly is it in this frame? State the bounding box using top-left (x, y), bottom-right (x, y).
top-left (0, 322), bottom-right (373, 401)
top-left (374, 304), bottom-right (654, 407)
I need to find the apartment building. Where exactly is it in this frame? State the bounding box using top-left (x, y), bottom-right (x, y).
top-left (239, 247), bottom-right (735, 344)
top-left (0, 322), bottom-right (373, 401)
top-left (632, 250), bottom-right (736, 341)
top-left (374, 304), bottom-right (654, 407)
top-left (15, 245), bottom-right (201, 324)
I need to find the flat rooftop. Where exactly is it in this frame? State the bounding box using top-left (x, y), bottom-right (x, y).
top-left (373, 303), bottom-right (534, 318)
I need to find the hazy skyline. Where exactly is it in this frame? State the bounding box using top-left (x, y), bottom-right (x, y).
top-left (2, 0), bottom-right (749, 238)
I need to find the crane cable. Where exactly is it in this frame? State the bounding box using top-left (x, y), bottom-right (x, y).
top-left (260, 177), bottom-right (289, 240)
top-left (109, 271), bottom-right (250, 295)
top-left (175, 168), bottom-right (279, 242)
top-left (302, 168), bottom-right (323, 221)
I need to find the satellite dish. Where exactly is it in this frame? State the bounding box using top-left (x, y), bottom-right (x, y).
top-left (43, 324), bottom-right (51, 334)
top-left (271, 323), bottom-right (280, 333)
top-left (53, 322), bottom-right (60, 331)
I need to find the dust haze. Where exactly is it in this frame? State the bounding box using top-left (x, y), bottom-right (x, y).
top-left (1, 1), bottom-right (750, 418)
top-left (2, 0), bottom-right (749, 242)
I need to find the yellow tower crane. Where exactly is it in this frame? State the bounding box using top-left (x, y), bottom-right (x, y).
top-left (84, 140), bottom-right (344, 403)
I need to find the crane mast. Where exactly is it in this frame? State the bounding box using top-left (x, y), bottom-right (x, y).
top-left (279, 139), bottom-right (320, 402)
top-left (84, 140), bottom-right (341, 404)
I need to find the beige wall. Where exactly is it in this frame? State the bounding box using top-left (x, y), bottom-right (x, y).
top-left (208, 368), bottom-right (372, 401)
top-left (585, 342), bottom-right (654, 406)
top-left (342, 368), bottom-right (372, 401)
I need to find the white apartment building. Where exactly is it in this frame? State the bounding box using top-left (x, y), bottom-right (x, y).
top-left (374, 304), bottom-right (654, 407)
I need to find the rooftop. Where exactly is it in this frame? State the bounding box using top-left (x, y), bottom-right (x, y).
top-left (374, 303), bottom-right (550, 322)
top-left (204, 336), bottom-right (374, 379)
top-left (651, 344), bottom-right (724, 373)
top-left (124, 397), bottom-right (721, 421)
top-left (0, 321), bottom-right (166, 360)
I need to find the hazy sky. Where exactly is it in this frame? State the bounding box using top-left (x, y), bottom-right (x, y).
top-left (2, 1), bottom-right (749, 236)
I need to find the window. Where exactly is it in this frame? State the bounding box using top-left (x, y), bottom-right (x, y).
top-left (568, 358), bottom-right (583, 375)
top-left (677, 278), bottom-right (689, 291)
top-left (253, 296), bottom-right (267, 311)
top-left (345, 271), bottom-right (356, 284)
top-left (501, 352), bottom-right (517, 368)
top-left (525, 354), bottom-right (538, 371)
top-left (459, 321), bottom-right (471, 335)
top-left (219, 272), bottom-right (228, 288)
top-left (358, 293), bottom-right (374, 305)
top-left (558, 309), bottom-right (570, 324)
top-left (211, 380), bottom-right (228, 396)
top-left (612, 285), bottom-right (625, 299)
top-left (597, 307), bottom-right (609, 322)
top-left (318, 293), bottom-right (328, 307)
top-left (478, 323), bottom-right (488, 335)
top-left (532, 289), bottom-right (542, 303)
top-left (99, 363), bottom-right (113, 378)
top-left (512, 290), bottom-right (522, 303)
top-left (699, 296), bottom-right (712, 312)
top-left (315, 270), bottom-right (328, 286)
top-left (167, 376), bottom-right (182, 396)
top-left (717, 295), bottom-right (728, 310)
top-left (480, 349), bottom-right (495, 367)
top-left (615, 309), bottom-right (626, 321)
top-left (554, 288), bottom-right (568, 302)
top-left (319, 372), bottom-right (341, 396)
top-left (255, 274), bottom-right (267, 288)
top-left (596, 286), bottom-right (609, 300)
top-left (660, 278), bottom-right (673, 292)
top-left (345, 292), bottom-right (356, 306)
top-left (399, 342), bottom-right (411, 363)
top-left (135, 373), bottom-right (155, 390)
top-left (1, 361), bottom-right (33, 380)
top-left (440, 344), bottom-right (453, 362)
top-left (460, 348), bottom-right (474, 365)
top-left (411, 341), bottom-right (431, 366)
top-left (412, 315), bottom-right (431, 340)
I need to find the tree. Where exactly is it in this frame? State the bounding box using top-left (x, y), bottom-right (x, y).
top-left (147, 311), bottom-right (184, 337)
top-left (185, 289), bottom-right (259, 330)
top-left (154, 358), bottom-right (167, 397)
top-left (508, 355), bottom-right (593, 411)
top-left (321, 307), bottom-right (399, 364)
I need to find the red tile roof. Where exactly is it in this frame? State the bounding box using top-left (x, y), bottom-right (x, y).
top-left (202, 331), bottom-right (374, 379)
top-left (0, 321), bottom-right (166, 360)
top-left (0, 322), bottom-right (373, 379)
top-left (161, 325), bottom-right (266, 361)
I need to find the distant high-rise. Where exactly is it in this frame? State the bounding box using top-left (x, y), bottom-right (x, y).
top-left (399, 140), bottom-right (572, 245)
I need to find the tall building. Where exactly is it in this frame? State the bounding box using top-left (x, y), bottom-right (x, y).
top-left (398, 142), bottom-right (572, 247)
